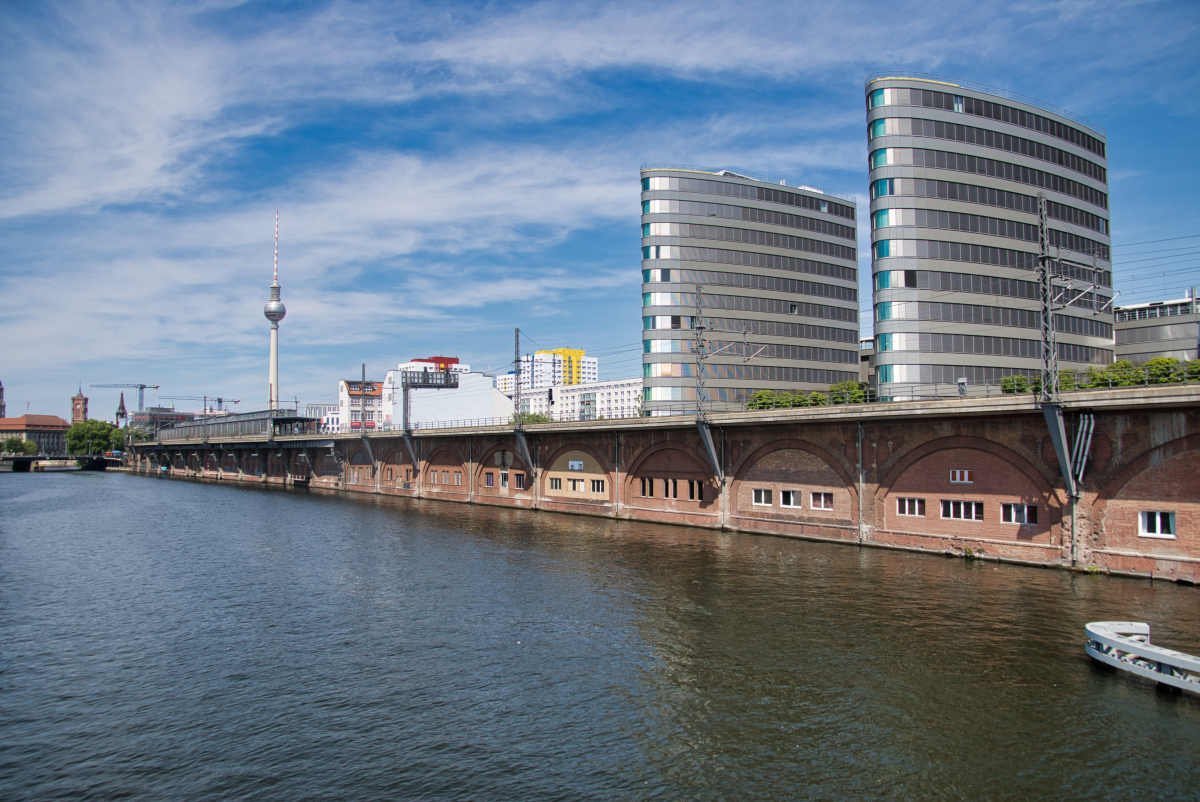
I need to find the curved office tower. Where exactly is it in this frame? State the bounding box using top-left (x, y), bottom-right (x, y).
top-left (640, 167), bottom-right (860, 414)
top-left (866, 76), bottom-right (1114, 397)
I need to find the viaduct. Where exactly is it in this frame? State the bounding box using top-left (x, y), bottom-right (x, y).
top-left (128, 385), bottom-right (1200, 584)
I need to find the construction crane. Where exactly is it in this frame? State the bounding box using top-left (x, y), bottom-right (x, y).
top-left (90, 383), bottom-right (160, 412)
top-left (160, 395), bottom-right (241, 413)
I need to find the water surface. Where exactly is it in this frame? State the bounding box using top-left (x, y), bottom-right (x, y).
top-left (1, 472), bottom-right (1197, 800)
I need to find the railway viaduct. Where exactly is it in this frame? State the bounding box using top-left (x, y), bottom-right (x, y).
top-left (128, 385), bottom-right (1200, 583)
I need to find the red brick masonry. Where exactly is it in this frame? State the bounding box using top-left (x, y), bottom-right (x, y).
top-left (131, 385), bottom-right (1200, 583)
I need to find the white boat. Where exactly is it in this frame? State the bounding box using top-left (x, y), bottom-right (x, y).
top-left (1086, 621), bottom-right (1200, 695)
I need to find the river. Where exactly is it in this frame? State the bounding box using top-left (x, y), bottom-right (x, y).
top-left (1, 472), bottom-right (1197, 800)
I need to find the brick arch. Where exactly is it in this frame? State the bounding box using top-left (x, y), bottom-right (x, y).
top-left (876, 435), bottom-right (1057, 504)
top-left (625, 440), bottom-right (711, 480)
top-left (875, 435), bottom-right (1062, 542)
top-left (475, 443), bottom-right (530, 475)
top-left (732, 438), bottom-right (858, 522)
top-left (541, 442), bottom-right (613, 500)
top-left (1092, 433), bottom-right (1200, 545)
top-left (424, 445), bottom-right (468, 488)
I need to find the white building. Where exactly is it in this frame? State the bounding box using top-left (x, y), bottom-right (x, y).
top-left (304, 403), bottom-right (340, 433)
top-left (516, 377), bottom-right (643, 420)
top-left (497, 353), bottom-right (600, 396)
top-left (338, 378), bottom-right (384, 431)
top-left (384, 369), bottom-right (513, 427)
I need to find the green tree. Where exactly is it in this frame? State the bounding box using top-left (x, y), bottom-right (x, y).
top-left (828, 380), bottom-right (869, 404)
top-left (3, 436), bottom-right (24, 453)
top-left (510, 412), bottom-right (551, 424)
top-left (66, 419), bottom-right (122, 455)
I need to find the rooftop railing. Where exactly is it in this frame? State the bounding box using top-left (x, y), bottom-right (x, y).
top-left (864, 71), bottom-right (1105, 136)
top-left (639, 164), bottom-right (859, 203)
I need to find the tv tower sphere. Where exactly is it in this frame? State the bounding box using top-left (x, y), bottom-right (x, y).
top-left (264, 290), bottom-right (286, 322)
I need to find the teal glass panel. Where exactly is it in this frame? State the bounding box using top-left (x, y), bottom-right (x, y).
top-left (875, 271), bottom-right (890, 290)
top-left (869, 119), bottom-right (886, 138)
top-left (869, 89), bottom-right (885, 108)
top-left (643, 340), bottom-right (652, 354)
top-left (642, 200), bottom-right (650, 213)
top-left (642, 269), bottom-right (652, 283)
top-left (641, 178), bottom-right (650, 191)
top-left (870, 149), bottom-right (888, 168)
top-left (874, 240), bottom-right (890, 258)
top-left (878, 364), bottom-right (893, 383)
top-left (643, 387), bottom-right (651, 401)
top-left (642, 293), bottom-right (652, 307)
top-left (643, 316), bottom-right (654, 330)
top-left (877, 333), bottom-right (891, 351)
top-left (643, 364), bottom-right (651, 378)
top-left (873, 209), bottom-right (889, 229)
top-left (642, 223), bottom-right (650, 236)
top-left (876, 302), bottom-right (892, 321)
top-left (642, 246), bottom-right (652, 259)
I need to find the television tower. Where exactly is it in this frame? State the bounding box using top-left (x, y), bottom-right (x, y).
top-left (263, 211), bottom-right (286, 409)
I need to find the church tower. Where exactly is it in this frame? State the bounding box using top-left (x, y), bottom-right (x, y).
top-left (72, 386), bottom-right (88, 424)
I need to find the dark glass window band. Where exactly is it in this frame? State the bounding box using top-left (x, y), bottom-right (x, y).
top-left (877, 302), bottom-right (1114, 337)
top-left (649, 222), bottom-right (856, 261)
top-left (648, 176), bottom-right (856, 220)
top-left (871, 86), bottom-right (1106, 158)
top-left (645, 245), bottom-right (857, 282)
top-left (877, 148), bottom-right (1107, 209)
top-left (878, 268), bottom-right (1112, 303)
top-left (908, 209), bottom-right (1037, 242)
top-left (649, 268), bottom-right (858, 302)
top-left (644, 198), bottom-right (856, 240)
top-left (871, 178), bottom-right (1108, 235)
top-left (880, 331), bottom-right (1111, 363)
top-left (879, 239), bottom-right (1037, 271)
top-left (700, 293), bottom-right (858, 322)
top-left (703, 318), bottom-right (859, 343)
top-left (896, 117), bottom-right (1105, 182)
top-left (702, 364), bottom-right (856, 384)
top-left (705, 339), bottom-right (858, 364)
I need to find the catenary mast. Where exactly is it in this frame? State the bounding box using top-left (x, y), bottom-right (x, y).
top-left (263, 211), bottom-right (286, 409)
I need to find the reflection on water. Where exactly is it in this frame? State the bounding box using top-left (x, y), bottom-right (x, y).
top-left (1, 472), bottom-right (1197, 800)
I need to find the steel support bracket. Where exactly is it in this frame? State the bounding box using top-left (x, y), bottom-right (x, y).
top-left (402, 432), bottom-right (419, 473)
top-left (1041, 402), bottom-right (1077, 498)
top-left (514, 429), bottom-right (536, 478)
top-left (360, 435), bottom-right (376, 476)
top-left (696, 420), bottom-right (723, 481)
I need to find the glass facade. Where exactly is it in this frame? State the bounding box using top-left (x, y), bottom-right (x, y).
top-left (641, 168), bottom-right (858, 413)
top-left (867, 77), bottom-right (1113, 397)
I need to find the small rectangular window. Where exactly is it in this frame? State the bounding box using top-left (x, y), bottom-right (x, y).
top-left (687, 479), bottom-right (704, 501)
top-left (1139, 511), bottom-right (1176, 539)
top-left (501, 471), bottom-right (509, 489)
top-left (950, 469), bottom-right (974, 483)
top-left (442, 470), bottom-right (449, 485)
top-left (781, 490), bottom-right (800, 508)
top-left (941, 500), bottom-right (984, 520)
top-left (550, 477), bottom-right (562, 490)
top-left (454, 471), bottom-right (462, 486)
top-left (591, 479), bottom-right (605, 493)
top-left (515, 473), bottom-right (525, 490)
top-left (430, 470), bottom-right (438, 484)
top-left (486, 472), bottom-right (494, 488)
top-left (753, 488), bottom-right (773, 506)
top-left (897, 498), bottom-right (925, 516)
top-left (641, 477), bottom-right (653, 497)
top-left (812, 492), bottom-right (834, 510)
top-left (1002, 503), bottom-right (1038, 524)
top-left (671, 479), bottom-right (679, 499)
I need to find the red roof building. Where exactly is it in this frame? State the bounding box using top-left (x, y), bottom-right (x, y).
top-left (0, 415), bottom-right (70, 455)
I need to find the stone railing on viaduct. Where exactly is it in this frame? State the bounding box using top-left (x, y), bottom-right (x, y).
top-left (128, 385), bottom-right (1200, 583)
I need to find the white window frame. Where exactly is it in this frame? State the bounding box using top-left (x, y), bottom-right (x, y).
top-left (1138, 511), bottom-right (1176, 539)
top-left (950, 469), bottom-right (974, 484)
top-left (811, 492), bottom-right (834, 510)
top-left (941, 500), bottom-right (984, 521)
top-left (897, 497), bottom-right (925, 516)
top-left (780, 490), bottom-right (800, 508)
top-left (550, 477), bottom-right (562, 490)
top-left (753, 488), bottom-right (773, 506)
top-left (1002, 503), bottom-right (1038, 524)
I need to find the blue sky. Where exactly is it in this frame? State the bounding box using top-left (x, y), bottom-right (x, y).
top-left (2, 0), bottom-right (1198, 419)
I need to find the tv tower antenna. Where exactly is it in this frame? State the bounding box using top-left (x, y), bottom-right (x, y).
top-left (263, 211), bottom-right (286, 409)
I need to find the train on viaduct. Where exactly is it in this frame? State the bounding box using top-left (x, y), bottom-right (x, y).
top-left (128, 385), bottom-right (1200, 584)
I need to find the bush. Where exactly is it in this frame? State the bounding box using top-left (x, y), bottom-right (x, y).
top-left (510, 412), bottom-right (551, 424)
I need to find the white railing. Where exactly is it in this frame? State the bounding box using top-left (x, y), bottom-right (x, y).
top-left (1085, 621), bottom-right (1200, 694)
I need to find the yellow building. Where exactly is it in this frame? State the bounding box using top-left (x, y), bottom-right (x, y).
top-left (535, 348), bottom-right (597, 386)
